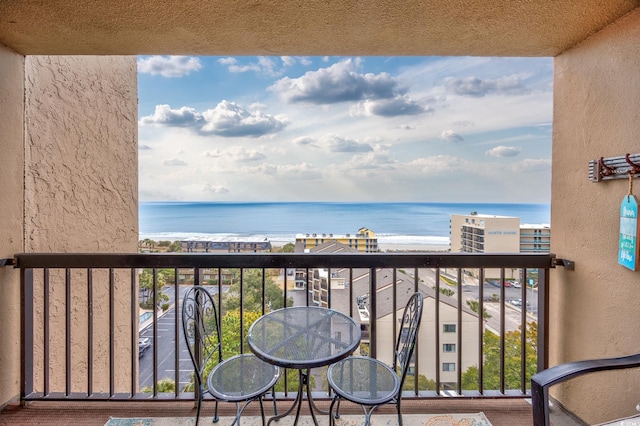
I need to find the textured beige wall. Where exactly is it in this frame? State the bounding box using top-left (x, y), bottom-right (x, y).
top-left (23, 56), bottom-right (138, 394)
top-left (24, 56), bottom-right (138, 252)
top-left (0, 44), bottom-right (25, 407)
top-left (550, 8), bottom-right (640, 423)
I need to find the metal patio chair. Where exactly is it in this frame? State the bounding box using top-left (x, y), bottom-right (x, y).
top-left (182, 286), bottom-right (280, 426)
top-left (327, 292), bottom-right (424, 426)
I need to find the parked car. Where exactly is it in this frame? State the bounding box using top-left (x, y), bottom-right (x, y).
top-left (139, 337), bottom-right (151, 357)
top-left (510, 298), bottom-right (531, 308)
top-left (512, 281), bottom-right (522, 288)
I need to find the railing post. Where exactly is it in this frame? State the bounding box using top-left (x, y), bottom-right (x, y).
top-left (537, 267), bottom-right (550, 372)
top-left (21, 268), bottom-right (34, 401)
top-left (369, 267), bottom-right (376, 359)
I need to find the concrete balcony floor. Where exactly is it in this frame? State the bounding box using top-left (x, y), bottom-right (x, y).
top-left (0, 398), bottom-right (533, 426)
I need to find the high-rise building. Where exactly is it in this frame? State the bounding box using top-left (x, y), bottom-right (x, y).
top-left (519, 224), bottom-right (552, 253)
top-left (450, 212), bottom-right (550, 254)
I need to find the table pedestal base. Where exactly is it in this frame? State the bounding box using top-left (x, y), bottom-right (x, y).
top-left (268, 369), bottom-right (327, 426)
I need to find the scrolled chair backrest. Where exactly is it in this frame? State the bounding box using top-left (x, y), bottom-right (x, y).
top-left (394, 292), bottom-right (424, 389)
top-left (181, 286), bottom-right (223, 388)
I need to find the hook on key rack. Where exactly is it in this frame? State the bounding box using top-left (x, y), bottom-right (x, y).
top-left (625, 153), bottom-right (640, 176)
top-left (599, 157), bottom-right (616, 178)
top-left (589, 153), bottom-right (640, 182)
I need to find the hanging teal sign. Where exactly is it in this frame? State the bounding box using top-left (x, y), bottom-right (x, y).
top-left (619, 195), bottom-right (639, 271)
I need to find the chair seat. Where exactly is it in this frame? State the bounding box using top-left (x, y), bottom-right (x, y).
top-left (207, 354), bottom-right (280, 403)
top-left (328, 356), bottom-right (400, 405)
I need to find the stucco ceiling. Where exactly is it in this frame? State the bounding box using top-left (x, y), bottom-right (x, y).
top-left (1, 0), bottom-right (639, 57)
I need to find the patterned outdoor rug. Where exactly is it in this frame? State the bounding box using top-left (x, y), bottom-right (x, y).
top-left (105, 413), bottom-right (492, 426)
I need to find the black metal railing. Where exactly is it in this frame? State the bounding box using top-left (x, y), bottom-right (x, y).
top-left (12, 252), bottom-right (554, 402)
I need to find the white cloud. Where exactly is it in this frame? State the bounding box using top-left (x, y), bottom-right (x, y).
top-left (293, 136), bottom-right (316, 146)
top-left (140, 104), bottom-right (202, 127)
top-left (281, 56), bottom-right (296, 67)
top-left (408, 155), bottom-right (469, 174)
top-left (444, 75), bottom-right (528, 97)
top-left (217, 57), bottom-right (238, 65)
top-left (486, 146), bottom-right (522, 157)
top-left (219, 56), bottom-right (282, 77)
top-left (200, 101), bottom-right (287, 137)
top-left (204, 183), bottom-right (230, 194)
top-left (269, 58), bottom-right (398, 104)
top-left (207, 146), bottom-right (266, 162)
top-left (353, 96), bottom-right (429, 117)
top-left (341, 150), bottom-right (397, 171)
top-left (137, 56), bottom-right (203, 78)
top-left (140, 102), bottom-right (287, 138)
top-left (319, 135), bottom-right (373, 153)
top-left (243, 162), bottom-right (322, 180)
top-left (440, 130), bottom-right (464, 143)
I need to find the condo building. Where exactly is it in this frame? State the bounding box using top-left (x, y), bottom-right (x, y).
top-left (295, 227), bottom-right (378, 253)
top-left (450, 212), bottom-right (550, 254)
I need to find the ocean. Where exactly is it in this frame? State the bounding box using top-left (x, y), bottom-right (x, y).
top-left (139, 202), bottom-right (550, 249)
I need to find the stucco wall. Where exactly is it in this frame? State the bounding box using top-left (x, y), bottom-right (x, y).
top-left (24, 56), bottom-right (138, 252)
top-left (0, 44), bottom-right (25, 407)
top-left (550, 8), bottom-right (640, 423)
top-left (23, 56), bottom-right (138, 394)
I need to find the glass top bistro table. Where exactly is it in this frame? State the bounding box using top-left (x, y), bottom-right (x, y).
top-left (247, 306), bottom-right (361, 425)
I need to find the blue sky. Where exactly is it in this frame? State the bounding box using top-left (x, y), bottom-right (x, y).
top-left (138, 56), bottom-right (553, 203)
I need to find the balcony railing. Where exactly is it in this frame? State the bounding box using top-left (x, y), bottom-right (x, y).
top-left (11, 252), bottom-right (554, 403)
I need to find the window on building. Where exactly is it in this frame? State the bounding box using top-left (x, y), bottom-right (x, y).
top-left (443, 324), bottom-right (456, 333)
top-left (443, 343), bottom-right (456, 353)
top-left (443, 363), bottom-right (456, 372)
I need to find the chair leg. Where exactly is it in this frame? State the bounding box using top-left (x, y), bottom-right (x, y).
top-left (259, 397), bottom-right (266, 426)
top-left (195, 393), bottom-right (202, 426)
top-left (396, 403), bottom-right (403, 426)
top-left (271, 386), bottom-right (278, 415)
top-left (213, 399), bottom-right (219, 423)
top-left (329, 395), bottom-right (340, 426)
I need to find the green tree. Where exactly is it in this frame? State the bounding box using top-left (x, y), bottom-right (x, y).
top-left (139, 268), bottom-right (170, 309)
top-left (278, 243), bottom-right (295, 253)
top-left (142, 377), bottom-right (176, 393)
top-left (224, 269), bottom-right (292, 312)
top-left (402, 373), bottom-right (436, 391)
top-left (466, 300), bottom-right (492, 319)
top-left (168, 241), bottom-right (182, 252)
top-left (461, 322), bottom-right (538, 391)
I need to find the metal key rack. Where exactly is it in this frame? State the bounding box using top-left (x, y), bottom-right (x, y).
top-left (589, 153), bottom-right (640, 182)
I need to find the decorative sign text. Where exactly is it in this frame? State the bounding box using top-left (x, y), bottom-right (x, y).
top-left (619, 195), bottom-right (639, 271)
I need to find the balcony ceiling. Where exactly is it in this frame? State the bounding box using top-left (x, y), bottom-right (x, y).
top-left (0, 0), bottom-right (639, 57)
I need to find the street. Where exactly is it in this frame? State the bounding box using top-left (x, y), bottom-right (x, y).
top-left (416, 268), bottom-right (538, 333)
top-left (139, 285), bottom-right (226, 390)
